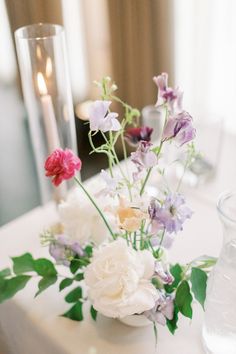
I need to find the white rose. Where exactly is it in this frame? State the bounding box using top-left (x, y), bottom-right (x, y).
top-left (58, 185), bottom-right (117, 246)
top-left (84, 239), bottom-right (158, 318)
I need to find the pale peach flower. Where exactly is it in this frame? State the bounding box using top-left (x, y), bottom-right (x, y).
top-left (117, 197), bottom-right (147, 232)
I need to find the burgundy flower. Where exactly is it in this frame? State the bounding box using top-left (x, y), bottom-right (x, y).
top-left (162, 111), bottom-right (196, 147)
top-left (45, 148), bottom-right (82, 186)
top-left (125, 126), bottom-right (153, 147)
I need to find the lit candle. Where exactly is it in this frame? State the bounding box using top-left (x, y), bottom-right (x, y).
top-left (37, 71), bottom-right (66, 203)
top-left (37, 72), bottom-right (60, 153)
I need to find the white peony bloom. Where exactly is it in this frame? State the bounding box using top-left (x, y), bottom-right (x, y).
top-left (58, 185), bottom-right (117, 246)
top-left (84, 239), bottom-right (159, 318)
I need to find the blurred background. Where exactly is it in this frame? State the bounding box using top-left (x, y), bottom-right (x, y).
top-left (0, 0), bottom-right (235, 226)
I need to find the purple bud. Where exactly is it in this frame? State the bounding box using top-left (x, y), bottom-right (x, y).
top-left (154, 261), bottom-right (174, 284)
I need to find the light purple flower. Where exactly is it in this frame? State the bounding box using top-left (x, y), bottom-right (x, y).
top-left (131, 141), bottom-right (158, 181)
top-left (89, 100), bottom-right (121, 132)
top-left (162, 111), bottom-right (196, 147)
top-left (149, 193), bottom-right (193, 234)
top-left (153, 73), bottom-right (183, 114)
top-left (49, 235), bottom-right (83, 266)
top-left (144, 292), bottom-right (174, 325)
top-left (96, 169), bottom-right (121, 197)
top-left (154, 261), bottom-right (174, 285)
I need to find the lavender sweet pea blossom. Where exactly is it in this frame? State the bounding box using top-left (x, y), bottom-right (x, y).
top-left (153, 73), bottom-right (183, 114)
top-left (49, 235), bottom-right (83, 266)
top-left (149, 193), bottom-right (193, 234)
top-left (154, 261), bottom-right (174, 285)
top-left (131, 141), bottom-right (158, 181)
top-left (89, 100), bottom-right (121, 132)
top-left (162, 111), bottom-right (196, 147)
top-left (144, 292), bottom-right (174, 326)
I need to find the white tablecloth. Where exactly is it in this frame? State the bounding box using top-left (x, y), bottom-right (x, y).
top-left (0, 131), bottom-right (236, 354)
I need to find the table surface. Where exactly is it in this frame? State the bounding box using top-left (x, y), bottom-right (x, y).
top-left (0, 130), bottom-right (236, 354)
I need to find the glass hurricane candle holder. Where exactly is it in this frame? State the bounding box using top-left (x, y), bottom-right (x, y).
top-left (203, 191), bottom-right (236, 353)
top-left (15, 23), bottom-right (77, 204)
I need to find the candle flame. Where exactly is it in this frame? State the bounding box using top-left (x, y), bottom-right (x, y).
top-left (46, 57), bottom-right (52, 78)
top-left (37, 72), bottom-right (47, 95)
top-left (36, 45), bottom-right (42, 60)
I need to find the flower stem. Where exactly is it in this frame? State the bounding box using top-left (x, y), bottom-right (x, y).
top-left (121, 129), bottom-right (130, 179)
top-left (74, 176), bottom-right (115, 239)
top-left (156, 229), bottom-right (166, 255)
top-left (140, 168), bottom-right (152, 196)
top-left (110, 94), bottom-right (133, 111)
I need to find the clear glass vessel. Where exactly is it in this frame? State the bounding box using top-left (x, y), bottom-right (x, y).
top-left (202, 191), bottom-right (236, 354)
top-left (15, 23), bottom-right (77, 204)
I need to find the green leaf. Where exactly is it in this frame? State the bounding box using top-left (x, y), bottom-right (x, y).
top-left (0, 275), bottom-right (31, 303)
top-left (70, 259), bottom-right (80, 274)
top-left (166, 305), bottom-right (179, 334)
top-left (35, 275), bottom-right (57, 297)
top-left (74, 273), bottom-right (84, 281)
top-left (190, 267), bottom-right (207, 309)
top-left (62, 301), bottom-right (83, 321)
top-left (33, 258), bottom-right (57, 277)
top-left (175, 280), bottom-right (193, 319)
top-left (59, 278), bottom-right (73, 291)
top-left (65, 286), bottom-right (83, 303)
top-left (165, 264), bottom-right (183, 293)
top-left (90, 305), bottom-right (97, 321)
top-left (12, 253), bottom-right (34, 275)
top-left (0, 268), bottom-right (11, 277)
top-left (84, 245), bottom-right (93, 258)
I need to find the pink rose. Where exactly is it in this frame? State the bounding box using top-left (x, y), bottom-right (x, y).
top-left (45, 148), bottom-right (82, 186)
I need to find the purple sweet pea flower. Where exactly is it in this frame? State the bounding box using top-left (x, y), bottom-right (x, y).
top-left (125, 126), bottom-right (153, 147)
top-left (89, 100), bottom-right (121, 132)
top-left (154, 261), bottom-right (174, 285)
top-left (49, 243), bottom-right (71, 266)
top-left (131, 141), bottom-right (158, 181)
top-left (49, 235), bottom-right (83, 266)
top-left (144, 292), bottom-right (174, 326)
top-left (149, 193), bottom-right (193, 234)
top-left (153, 73), bottom-right (183, 114)
top-left (162, 111), bottom-right (196, 147)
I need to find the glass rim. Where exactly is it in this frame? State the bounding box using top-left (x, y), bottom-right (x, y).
top-left (14, 23), bottom-right (64, 40)
top-left (217, 190), bottom-right (236, 223)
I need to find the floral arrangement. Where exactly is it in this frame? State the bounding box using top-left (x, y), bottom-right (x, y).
top-left (0, 73), bottom-right (216, 338)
